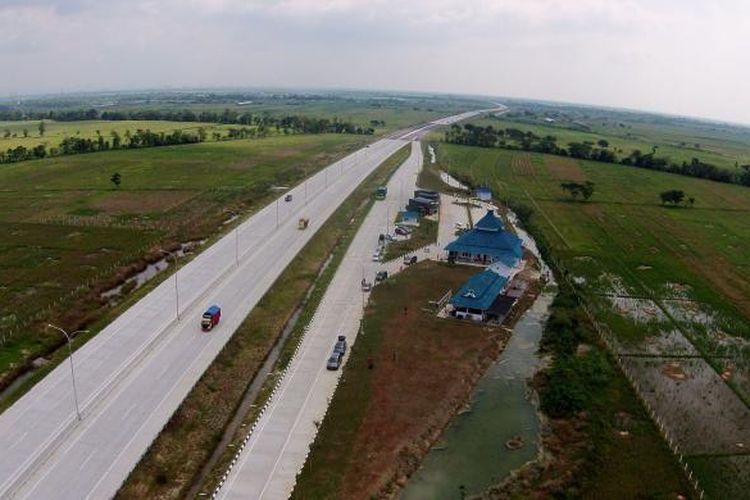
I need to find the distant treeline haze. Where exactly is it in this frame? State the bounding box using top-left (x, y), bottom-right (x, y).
top-left (445, 123), bottom-right (750, 187)
top-left (0, 111), bottom-right (375, 164)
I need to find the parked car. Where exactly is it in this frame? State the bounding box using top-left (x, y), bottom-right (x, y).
top-left (403, 255), bottom-right (418, 266)
top-left (337, 335), bottom-right (346, 342)
top-left (326, 352), bottom-right (342, 370)
top-left (375, 270), bottom-right (388, 283)
top-left (454, 222), bottom-right (466, 230)
top-left (395, 226), bottom-right (409, 236)
top-left (285, 193), bottom-right (293, 202)
top-left (361, 278), bottom-right (372, 292)
top-left (372, 250), bottom-right (382, 262)
top-left (334, 339), bottom-right (347, 355)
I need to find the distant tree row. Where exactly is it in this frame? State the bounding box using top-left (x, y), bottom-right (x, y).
top-left (0, 128), bottom-right (202, 163)
top-left (444, 123), bottom-right (750, 187)
top-left (0, 108), bottom-right (376, 135)
top-left (0, 114), bottom-right (375, 165)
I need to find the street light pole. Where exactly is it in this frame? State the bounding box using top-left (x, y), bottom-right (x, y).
top-left (160, 249), bottom-right (180, 321)
top-left (47, 324), bottom-right (88, 421)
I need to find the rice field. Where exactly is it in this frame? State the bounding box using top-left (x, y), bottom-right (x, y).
top-left (433, 141), bottom-right (750, 496)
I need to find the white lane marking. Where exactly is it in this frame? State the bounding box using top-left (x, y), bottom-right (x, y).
top-left (120, 404), bottom-right (137, 422)
top-left (78, 451), bottom-right (95, 471)
top-left (9, 431), bottom-right (28, 451)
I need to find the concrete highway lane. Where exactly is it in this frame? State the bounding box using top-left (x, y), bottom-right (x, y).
top-left (0, 138), bottom-right (404, 500)
top-left (218, 140), bottom-right (426, 499)
top-left (0, 109), bottom-right (491, 500)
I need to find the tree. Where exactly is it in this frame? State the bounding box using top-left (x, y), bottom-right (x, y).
top-left (560, 181), bottom-right (595, 201)
top-left (2, 129), bottom-right (9, 139)
top-left (659, 189), bottom-right (685, 206)
top-left (111, 172), bottom-right (122, 189)
top-left (580, 181), bottom-right (595, 200)
top-left (197, 127), bottom-right (207, 142)
top-left (110, 131), bottom-right (121, 149)
top-left (597, 139), bottom-right (609, 148)
top-left (38, 121), bottom-right (46, 137)
top-left (22, 129), bottom-right (29, 138)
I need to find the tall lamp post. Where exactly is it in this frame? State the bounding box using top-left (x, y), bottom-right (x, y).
top-left (160, 248), bottom-right (180, 321)
top-left (47, 324), bottom-right (88, 421)
top-left (228, 210), bottom-right (240, 266)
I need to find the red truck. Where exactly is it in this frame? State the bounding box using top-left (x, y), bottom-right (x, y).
top-left (201, 305), bottom-right (221, 331)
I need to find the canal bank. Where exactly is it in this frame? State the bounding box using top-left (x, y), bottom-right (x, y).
top-left (401, 207), bottom-right (556, 499)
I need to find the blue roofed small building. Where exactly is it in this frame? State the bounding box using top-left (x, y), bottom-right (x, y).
top-left (445, 209), bottom-right (522, 267)
top-left (449, 269), bottom-right (510, 321)
top-left (476, 186), bottom-right (492, 201)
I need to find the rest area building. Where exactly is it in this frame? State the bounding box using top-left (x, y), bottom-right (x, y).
top-left (446, 209), bottom-right (522, 267)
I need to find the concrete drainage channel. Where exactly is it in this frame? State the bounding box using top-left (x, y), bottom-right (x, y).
top-left (189, 253), bottom-right (335, 498)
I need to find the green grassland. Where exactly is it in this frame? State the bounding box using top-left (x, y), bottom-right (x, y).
top-left (435, 143), bottom-right (750, 323)
top-left (0, 119), bottom-right (240, 150)
top-left (433, 141), bottom-right (750, 496)
top-left (470, 114), bottom-right (750, 171)
top-left (0, 133), bottom-right (368, 383)
top-left (92, 94), bottom-right (487, 130)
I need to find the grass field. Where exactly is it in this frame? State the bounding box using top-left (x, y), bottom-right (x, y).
top-left (433, 141), bottom-right (750, 496)
top-left (0, 96), bottom-right (479, 152)
top-left (383, 218), bottom-right (438, 260)
top-left (0, 119), bottom-right (241, 150)
top-left (470, 114), bottom-right (750, 172)
top-left (0, 133), bottom-right (369, 390)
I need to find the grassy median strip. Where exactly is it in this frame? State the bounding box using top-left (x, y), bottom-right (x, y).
top-left (116, 144), bottom-right (410, 499)
top-left (383, 218), bottom-right (437, 260)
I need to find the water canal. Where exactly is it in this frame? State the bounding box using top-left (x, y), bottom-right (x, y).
top-left (401, 202), bottom-right (557, 499)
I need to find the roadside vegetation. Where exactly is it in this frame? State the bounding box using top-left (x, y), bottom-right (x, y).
top-left (116, 145), bottom-right (410, 499)
top-left (292, 261), bottom-right (510, 499)
top-left (445, 121), bottom-right (750, 187)
top-left (0, 133), bottom-right (370, 405)
top-left (487, 283), bottom-right (692, 498)
top-left (0, 114), bottom-right (371, 164)
top-left (431, 140), bottom-right (750, 496)
top-left (383, 218), bottom-right (438, 260)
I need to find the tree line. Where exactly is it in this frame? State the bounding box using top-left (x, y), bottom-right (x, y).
top-left (0, 108), bottom-right (377, 135)
top-left (444, 123), bottom-right (750, 187)
top-left (0, 115), bottom-right (374, 165)
top-left (0, 128), bottom-right (203, 163)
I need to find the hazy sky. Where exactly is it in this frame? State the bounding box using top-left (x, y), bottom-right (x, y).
top-left (2, 0), bottom-right (749, 123)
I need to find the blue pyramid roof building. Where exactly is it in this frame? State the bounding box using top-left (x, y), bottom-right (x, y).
top-left (474, 209), bottom-right (505, 232)
top-left (445, 210), bottom-right (522, 267)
